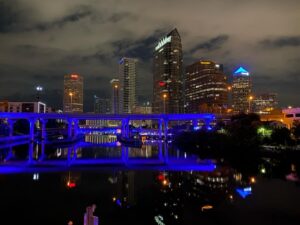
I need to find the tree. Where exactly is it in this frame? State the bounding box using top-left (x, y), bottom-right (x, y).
top-left (271, 127), bottom-right (292, 145)
top-left (292, 121), bottom-right (300, 140)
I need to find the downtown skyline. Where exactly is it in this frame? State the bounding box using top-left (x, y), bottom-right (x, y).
top-left (0, 0), bottom-right (300, 111)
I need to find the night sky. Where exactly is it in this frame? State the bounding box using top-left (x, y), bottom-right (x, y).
top-left (0, 0), bottom-right (300, 111)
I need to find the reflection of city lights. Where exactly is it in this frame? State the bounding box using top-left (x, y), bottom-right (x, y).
top-left (201, 205), bottom-right (213, 211)
top-left (67, 181), bottom-right (76, 188)
top-left (112, 197), bottom-right (116, 202)
top-left (260, 168), bottom-right (266, 174)
top-left (33, 173), bottom-right (39, 181)
top-left (162, 179), bottom-right (168, 186)
top-left (250, 177), bottom-right (256, 184)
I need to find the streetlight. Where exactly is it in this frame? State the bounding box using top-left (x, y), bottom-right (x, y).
top-left (36, 85), bottom-right (43, 101)
top-left (69, 92), bottom-right (73, 112)
top-left (163, 93), bottom-right (167, 114)
top-left (248, 95), bottom-right (253, 113)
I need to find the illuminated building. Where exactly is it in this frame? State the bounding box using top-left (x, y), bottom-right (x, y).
top-left (133, 101), bottom-right (152, 114)
top-left (253, 93), bottom-right (278, 114)
top-left (232, 67), bottom-right (252, 113)
top-left (84, 205), bottom-right (99, 225)
top-left (282, 107), bottom-right (300, 129)
top-left (0, 101), bottom-right (46, 113)
top-left (119, 58), bottom-right (137, 114)
top-left (110, 79), bottom-right (120, 114)
top-left (94, 96), bottom-right (111, 114)
top-left (185, 60), bottom-right (228, 113)
top-left (63, 74), bottom-right (83, 113)
top-left (153, 28), bottom-right (183, 113)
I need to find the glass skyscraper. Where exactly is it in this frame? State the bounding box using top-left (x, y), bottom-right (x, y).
top-left (153, 28), bottom-right (183, 114)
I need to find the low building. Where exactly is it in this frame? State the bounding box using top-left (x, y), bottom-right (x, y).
top-left (282, 107), bottom-right (300, 129)
top-left (0, 101), bottom-right (46, 113)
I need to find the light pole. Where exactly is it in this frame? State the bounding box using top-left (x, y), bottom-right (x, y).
top-left (248, 95), bottom-right (253, 113)
top-left (163, 93), bottom-right (167, 114)
top-left (36, 85), bottom-right (43, 101)
top-left (69, 92), bottom-right (73, 112)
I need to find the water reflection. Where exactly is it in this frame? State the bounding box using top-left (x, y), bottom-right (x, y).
top-left (0, 135), bottom-right (300, 225)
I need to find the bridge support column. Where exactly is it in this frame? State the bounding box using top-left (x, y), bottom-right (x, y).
top-left (40, 119), bottom-right (48, 140)
top-left (204, 119), bottom-right (212, 130)
top-left (7, 119), bottom-right (15, 137)
top-left (159, 119), bottom-right (163, 139)
top-left (164, 119), bottom-right (168, 140)
top-left (73, 119), bottom-right (79, 138)
top-left (28, 142), bottom-right (34, 164)
top-left (121, 146), bottom-right (129, 163)
top-left (192, 119), bottom-right (198, 130)
top-left (121, 119), bottom-right (129, 138)
top-left (29, 118), bottom-right (36, 142)
top-left (67, 119), bottom-right (73, 139)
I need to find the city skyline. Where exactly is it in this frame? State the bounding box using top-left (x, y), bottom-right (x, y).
top-left (0, 0), bottom-right (300, 111)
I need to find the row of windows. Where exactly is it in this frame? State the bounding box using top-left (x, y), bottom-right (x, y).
top-left (286, 114), bottom-right (300, 118)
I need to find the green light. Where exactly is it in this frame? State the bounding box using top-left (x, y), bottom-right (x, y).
top-left (257, 127), bottom-right (272, 138)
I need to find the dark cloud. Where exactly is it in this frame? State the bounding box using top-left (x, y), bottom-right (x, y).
top-left (0, 0), bottom-right (300, 110)
top-left (0, 1), bottom-right (19, 33)
top-left (190, 35), bottom-right (229, 53)
top-left (260, 36), bottom-right (300, 48)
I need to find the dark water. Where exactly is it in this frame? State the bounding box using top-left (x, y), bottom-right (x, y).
top-left (0, 139), bottom-right (300, 225)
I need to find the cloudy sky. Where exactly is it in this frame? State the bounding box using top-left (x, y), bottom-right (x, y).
top-left (0, 0), bottom-right (300, 111)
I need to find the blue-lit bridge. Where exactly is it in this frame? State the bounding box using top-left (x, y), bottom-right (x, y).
top-left (0, 112), bottom-right (215, 141)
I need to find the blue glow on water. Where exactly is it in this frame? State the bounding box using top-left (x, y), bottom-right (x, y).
top-left (236, 187), bottom-right (252, 198)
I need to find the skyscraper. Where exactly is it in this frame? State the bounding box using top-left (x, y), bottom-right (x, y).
top-left (94, 96), bottom-right (111, 114)
top-left (153, 28), bottom-right (183, 114)
top-left (110, 78), bottom-right (120, 114)
top-left (63, 74), bottom-right (83, 113)
top-left (232, 67), bottom-right (252, 113)
top-left (84, 205), bottom-right (99, 225)
top-left (119, 58), bottom-right (137, 114)
top-left (185, 60), bottom-right (228, 113)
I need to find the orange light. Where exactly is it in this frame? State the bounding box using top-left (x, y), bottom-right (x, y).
top-left (200, 61), bottom-right (211, 65)
top-left (227, 86), bottom-right (232, 91)
top-left (114, 85), bottom-right (118, 88)
top-left (163, 93), bottom-right (167, 99)
top-left (162, 179), bottom-right (168, 186)
top-left (250, 176), bottom-right (256, 184)
top-left (69, 92), bottom-right (73, 96)
top-left (249, 95), bottom-right (254, 101)
top-left (201, 205), bottom-right (213, 211)
top-left (70, 74), bottom-right (78, 79)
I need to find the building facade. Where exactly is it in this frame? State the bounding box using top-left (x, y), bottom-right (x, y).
top-left (153, 28), bottom-right (183, 114)
top-left (119, 58), bottom-right (137, 114)
top-left (94, 96), bottom-right (111, 114)
top-left (232, 67), bottom-right (252, 113)
top-left (253, 93), bottom-right (278, 114)
top-left (63, 74), bottom-right (83, 113)
top-left (110, 78), bottom-right (120, 114)
top-left (185, 60), bottom-right (228, 113)
top-left (0, 101), bottom-right (46, 113)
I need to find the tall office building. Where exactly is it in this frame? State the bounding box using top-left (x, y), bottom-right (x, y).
top-left (185, 60), bottom-right (228, 113)
top-left (63, 74), bottom-right (83, 113)
top-left (232, 67), bottom-right (252, 113)
top-left (84, 205), bottom-right (99, 225)
top-left (253, 93), bottom-right (278, 114)
top-left (110, 78), bottom-right (120, 114)
top-left (119, 58), bottom-right (137, 114)
top-left (153, 28), bottom-right (183, 114)
top-left (94, 96), bottom-right (111, 114)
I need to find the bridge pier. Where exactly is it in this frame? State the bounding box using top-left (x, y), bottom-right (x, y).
top-left (7, 119), bottom-right (15, 138)
top-left (121, 119), bottom-right (129, 138)
top-left (29, 118), bottom-right (36, 142)
top-left (40, 119), bottom-right (48, 140)
top-left (164, 119), bottom-right (168, 139)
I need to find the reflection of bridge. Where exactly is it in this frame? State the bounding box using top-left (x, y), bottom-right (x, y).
top-left (0, 112), bottom-right (215, 141)
top-left (0, 141), bottom-right (216, 174)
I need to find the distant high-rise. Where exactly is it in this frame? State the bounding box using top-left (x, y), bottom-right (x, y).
top-left (63, 74), bottom-right (83, 113)
top-left (232, 67), bottom-right (252, 113)
top-left (110, 79), bottom-right (120, 114)
top-left (119, 58), bottom-right (137, 114)
top-left (253, 93), bottom-right (278, 114)
top-left (84, 205), bottom-right (98, 225)
top-left (153, 28), bottom-right (183, 113)
top-left (94, 96), bottom-right (111, 114)
top-left (185, 60), bottom-right (228, 113)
